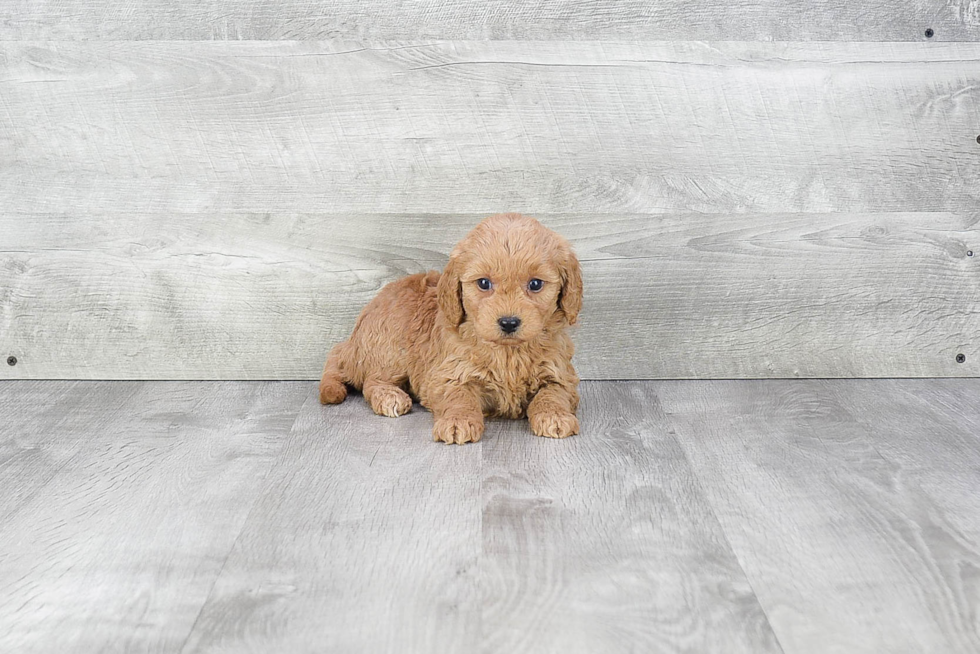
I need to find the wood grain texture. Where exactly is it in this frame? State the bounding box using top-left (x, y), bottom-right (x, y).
top-left (2, 211), bottom-right (976, 380)
top-left (0, 381), bottom-right (309, 654)
top-left (2, 41), bottom-right (979, 215)
top-left (659, 379), bottom-right (980, 653)
top-left (0, 380), bottom-right (141, 521)
top-left (481, 382), bottom-right (782, 653)
top-left (179, 391), bottom-right (483, 653)
top-left (3, 379), bottom-right (980, 652)
top-left (1, 0), bottom-right (979, 41)
top-left (2, 40), bottom-right (978, 380)
top-left (827, 378), bottom-right (980, 650)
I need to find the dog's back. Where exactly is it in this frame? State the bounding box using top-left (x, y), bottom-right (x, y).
top-left (319, 271), bottom-right (440, 405)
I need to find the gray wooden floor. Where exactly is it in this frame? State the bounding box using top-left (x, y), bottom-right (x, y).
top-left (1, 379), bottom-right (979, 653)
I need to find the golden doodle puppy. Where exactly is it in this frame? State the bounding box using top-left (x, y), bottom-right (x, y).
top-left (319, 213), bottom-right (582, 444)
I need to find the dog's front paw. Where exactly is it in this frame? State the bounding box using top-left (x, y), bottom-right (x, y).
top-left (530, 412), bottom-right (579, 439)
top-left (369, 386), bottom-right (413, 418)
top-left (433, 415), bottom-right (484, 445)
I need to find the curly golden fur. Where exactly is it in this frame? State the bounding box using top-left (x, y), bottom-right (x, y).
top-left (319, 213), bottom-right (582, 444)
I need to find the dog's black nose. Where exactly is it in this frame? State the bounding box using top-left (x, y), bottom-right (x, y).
top-left (498, 316), bottom-right (521, 334)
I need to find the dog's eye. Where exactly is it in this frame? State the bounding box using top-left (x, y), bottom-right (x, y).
top-left (528, 278), bottom-right (544, 292)
top-left (477, 278), bottom-right (492, 291)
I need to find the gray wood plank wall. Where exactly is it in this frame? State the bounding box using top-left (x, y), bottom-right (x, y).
top-left (2, 1), bottom-right (980, 40)
top-left (1, 8), bottom-right (978, 380)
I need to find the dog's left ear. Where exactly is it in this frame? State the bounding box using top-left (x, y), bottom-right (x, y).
top-left (437, 252), bottom-right (465, 329)
top-left (557, 243), bottom-right (583, 325)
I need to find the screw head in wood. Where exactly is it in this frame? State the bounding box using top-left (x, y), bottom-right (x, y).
top-left (925, 28), bottom-right (934, 38)
top-left (976, 135), bottom-right (980, 144)
top-left (6, 356), bottom-right (16, 366)
top-left (969, 250), bottom-right (975, 257)
top-left (956, 353), bottom-right (966, 364)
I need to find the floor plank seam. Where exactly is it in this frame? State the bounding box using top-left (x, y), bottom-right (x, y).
top-left (176, 390), bottom-right (312, 653)
top-left (663, 424), bottom-right (790, 654)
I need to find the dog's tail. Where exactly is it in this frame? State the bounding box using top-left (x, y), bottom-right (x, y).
top-left (319, 343), bottom-right (349, 405)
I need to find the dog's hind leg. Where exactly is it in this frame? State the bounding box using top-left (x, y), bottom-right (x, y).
top-left (363, 377), bottom-right (413, 418)
top-left (319, 343), bottom-right (350, 405)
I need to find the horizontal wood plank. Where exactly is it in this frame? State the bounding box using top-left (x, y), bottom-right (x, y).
top-left (2, 211), bottom-right (976, 379)
top-left (2, 40), bottom-right (978, 379)
top-left (1, 0), bottom-right (979, 41)
top-left (2, 41), bottom-right (979, 215)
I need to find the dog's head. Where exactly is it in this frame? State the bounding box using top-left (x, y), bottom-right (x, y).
top-left (437, 213), bottom-right (582, 345)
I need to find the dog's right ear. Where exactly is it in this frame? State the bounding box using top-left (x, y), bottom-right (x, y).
top-left (437, 254), bottom-right (465, 329)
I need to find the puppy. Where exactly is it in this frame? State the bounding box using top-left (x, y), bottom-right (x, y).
top-left (319, 213), bottom-right (582, 444)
